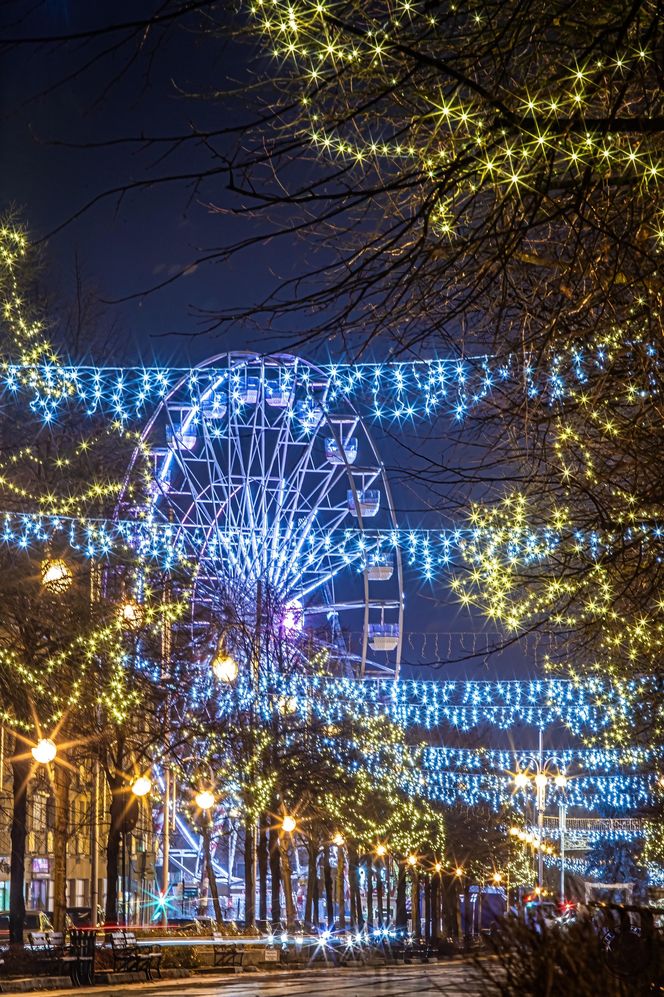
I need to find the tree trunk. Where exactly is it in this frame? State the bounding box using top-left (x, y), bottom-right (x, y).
top-left (304, 838), bottom-right (316, 926)
top-left (105, 778), bottom-right (125, 926)
top-left (244, 816), bottom-right (255, 929)
top-left (365, 858), bottom-right (373, 928)
top-left (396, 861), bottom-right (407, 929)
top-left (430, 874), bottom-right (439, 942)
top-left (424, 875), bottom-right (431, 942)
top-left (463, 885), bottom-right (471, 947)
top-left (279, 832), bottom-right (295, 929)
top-left (203, 824), bottom-right (223, 924)
top-left (269, 825), bottom-right (281, 924)
top-left (312, 849), bottom-right (319, 929)
top-left (348, 844), bottom-right (362, 930)
top-left (257, 815), bottom-right (268, 925)
top-left (9, 754), bottom-right (30, 946)
top-left (52, 759), bottom-right (70, 933)
top-left (323, 845), bottom-right (334, 927)
top-left (198, 845), bottom-right (209, 917)
top-left (441, 879), bottom-right (458, 939)
top-left (376, 859), bottom-right (384, 927)
top-left (412, 871), bottom-right (420, 938)
top-left (336, 844), bottom-right (345, 929)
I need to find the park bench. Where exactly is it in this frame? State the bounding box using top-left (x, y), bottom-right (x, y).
top-left (28, 930), bottom-right (79, 981)
top-left (212, 930), bottom-right (243, 969)
top-left (404, 937), bottom-right (434, 963)
top-left (110, 931), bottom-right (161, 980)
top-left (68, 929), bottom-right (96, 985)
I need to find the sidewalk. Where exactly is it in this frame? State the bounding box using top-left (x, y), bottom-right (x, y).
top-left (0, 963), bottom-right (406, 997)
top-left (0, 968), bottom-right (197, 995)
top-left (0, 958), bottom-right (461, 996)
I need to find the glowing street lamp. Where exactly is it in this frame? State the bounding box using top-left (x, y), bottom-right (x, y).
top-left (211, 651), bottom-right (238, 684)
top-left (131, 775), bottom-right (152, 797)
top-left (120, 600), bottom-right (144, 630)
top-left (406, 854), bottom-right (417, 868)
top-left (277, 695), bottom-right (298, 716)
top-left (512, 732), bottom-right (570, 895)
top-left (454, 867), bottom-right (464, 878)
top-left (375, 843), bottom-right (387, 857)
top-left (195, 789), bottom-right (215, 811)
top-left (281, 814), bottom-right (297, 834)
top-left (492, 872), bottom-right (502, 885)
top-left (332, 832), bottom-right (344, 847)
top-left (41, 559), bottom-right (72, 593)
top-left (32, 738), bottom-right (57, 765)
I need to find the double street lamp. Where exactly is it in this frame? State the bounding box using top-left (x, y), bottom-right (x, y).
top-left (513, 730), bottom-right (568, 895)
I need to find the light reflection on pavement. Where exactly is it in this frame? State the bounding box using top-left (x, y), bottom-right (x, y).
top-left (39, 963), bottom-right (488, 997)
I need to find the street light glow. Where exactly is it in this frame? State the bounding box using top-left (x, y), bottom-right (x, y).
top-left (41, 559), bottom-right (72, 592)
top-left (282, 814), bottom-right (297, 833)
top-left (514, 771), bottom-right (530, 789)
top-left (554, 773), bottom-right (568, 788)
top-left (211, 652), bottom-right (238, 684)
top-left (131, 775), bottom-right (152, 797)
top-left (535, 772), bottom-right (548, 790)
top-left (195, 789), bottom-right (215, 811)
top-left (407, 854), bottom-right (417, 867)
top-left (31, 738), bottom-right (57, 764)
top-left (332, 832), bottom-right (344, 846)
top-left (375, 843), bottom-right (387, 857)
top-left (120, 600), bottom-right (144, 630)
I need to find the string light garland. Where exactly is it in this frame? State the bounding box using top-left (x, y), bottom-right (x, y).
top-left (4, 507), bottom-right (664, 590)
top-left (3, 343), bottom-right (664, 428)
top-left (319, 737), bottom-right (663, 811)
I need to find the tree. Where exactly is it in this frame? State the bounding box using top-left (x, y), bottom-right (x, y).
top-left (0, 217), bottom-right (169, 939)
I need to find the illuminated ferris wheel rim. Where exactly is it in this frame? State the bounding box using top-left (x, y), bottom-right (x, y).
top-left (125, 351), bottom-right (405, 678)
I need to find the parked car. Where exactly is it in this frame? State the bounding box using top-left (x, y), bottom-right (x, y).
top-left (523, 900), bottom-right (559, 932)
top-left (0, 909), bottom-right (53, 942)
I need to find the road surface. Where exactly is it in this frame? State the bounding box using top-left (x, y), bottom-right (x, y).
top-left (39, 963), bottom-right (490, 997)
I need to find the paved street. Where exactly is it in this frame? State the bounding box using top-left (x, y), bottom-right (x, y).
top-left (35, 963), bottom-right (489, 997)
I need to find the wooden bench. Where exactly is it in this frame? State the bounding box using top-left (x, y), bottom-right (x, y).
top-left (110, 931), bottom-right (158, 980)
top-left (212, 930), bottom-right (243, 969)
top-left (28, 931), bottom-right (78, 981)
top-left (126, 931), bottom-right (162, 979)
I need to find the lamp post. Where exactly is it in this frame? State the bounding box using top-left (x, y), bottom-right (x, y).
top-left (124, 775), bottom-right (151, 925)
top-left (513, 730), bottom-right (567, 892)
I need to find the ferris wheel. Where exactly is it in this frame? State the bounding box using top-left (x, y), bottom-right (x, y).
top-left (125, 353), bottom-right (404, 679)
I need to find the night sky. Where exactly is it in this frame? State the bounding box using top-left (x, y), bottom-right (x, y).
top-left (0, 2), bottom-right (538, 694)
